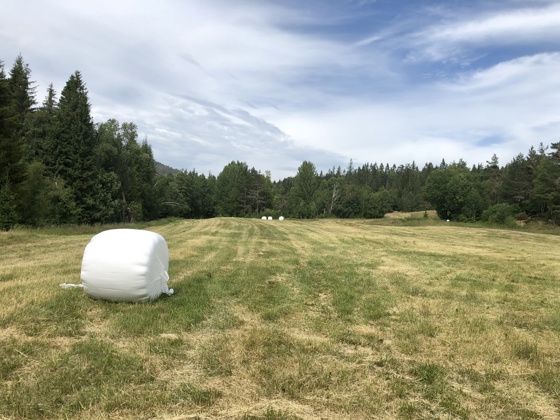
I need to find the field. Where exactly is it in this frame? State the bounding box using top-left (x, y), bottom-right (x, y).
top-left (1, 217), bottom-right (560, 419)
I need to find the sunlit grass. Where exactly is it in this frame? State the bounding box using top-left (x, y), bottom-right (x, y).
top-left (1, 217), bottom-right (560, 418)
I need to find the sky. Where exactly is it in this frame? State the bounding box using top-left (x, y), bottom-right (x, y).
top-left (2, 0), bottom-right (560, 180)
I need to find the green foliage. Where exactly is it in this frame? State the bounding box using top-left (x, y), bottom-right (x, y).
top-left (214, 160), bottom-right (250, 216)
top-left (481, 203), bottom-right (520, 226)
top-left (0, 181), bottom-right (17, 230)
top-left (153, 174), bottom-right (190, 218)
top-left (424, 163), bottom-right (490, 221)
top-left (18, 161), bottom-right (50, 226)
top-left (290, 160), bottom-right (318, 218)
top-left (532, 152), bottom-right (560, 218)
top-left (214, 161), bottom-right (271, 217)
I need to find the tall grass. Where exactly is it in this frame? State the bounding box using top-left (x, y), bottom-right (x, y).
top-left (1, 217), bottom-right (560, 418)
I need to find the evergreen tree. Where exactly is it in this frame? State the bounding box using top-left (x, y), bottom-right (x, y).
top-left (138, 139), bottom-right (158, 219)
top-left (532, 151), bottom-right (560, 219)
top-left (0, 180), bottom-right (17, 230)
top-left (0, 58), bottom-right (30, 186)
top-left (153, 174), bottom-right (188, 218)
top-left (55, 71), bottom-right (110, 223)
top-left (8, 55), bottom-right (36, 139)
top-left (483, 154), bottom-right (502, 205)
top-left (0, 60), bottom-right (12, 183)
top-left (501, 152), bottom-right (537, 213)
top-left (19, 161), bottom-right (50, 226)
top-left (0, 56), bottom-right (37, 227)
top-left (25, 83), bottom-right (58, 164)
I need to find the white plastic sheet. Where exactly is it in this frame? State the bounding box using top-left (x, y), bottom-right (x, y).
top-left (80, 229), bottom-right (173, 302)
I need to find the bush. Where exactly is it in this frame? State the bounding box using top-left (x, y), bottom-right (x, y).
top-left (481, 204), bottom-right (520, 225)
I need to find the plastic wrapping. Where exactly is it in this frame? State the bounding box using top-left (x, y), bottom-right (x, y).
top-left (80, 229), bottom-right (173, 302)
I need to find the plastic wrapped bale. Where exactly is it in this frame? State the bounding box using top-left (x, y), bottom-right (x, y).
top-left (81, 229), bottom-right (174, 302)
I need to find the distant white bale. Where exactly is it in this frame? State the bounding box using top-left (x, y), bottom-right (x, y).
top-left (279, 216), bottom-right (284, 221)
top-left (267, 216), bottom-right (273, 220)
top-left (81, 229), bottom-right (173, 302)
top-left (261, 216), bottom-right (267, 220)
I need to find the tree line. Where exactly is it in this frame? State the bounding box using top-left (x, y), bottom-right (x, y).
top-left (1, 55), bottom-right (559, 230)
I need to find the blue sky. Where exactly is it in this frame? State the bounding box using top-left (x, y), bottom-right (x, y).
top-left (2, 0), bottom-right (560, 179)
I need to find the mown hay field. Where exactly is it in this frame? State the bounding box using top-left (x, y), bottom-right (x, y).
top-left (1, 218), bottom-right (560, 419)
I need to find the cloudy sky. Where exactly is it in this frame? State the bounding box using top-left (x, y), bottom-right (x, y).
top-left (2, 0), bottom-right (560, 179)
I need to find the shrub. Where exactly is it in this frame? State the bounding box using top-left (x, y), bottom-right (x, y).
top-left (481, 204), bottom-right (520, 225)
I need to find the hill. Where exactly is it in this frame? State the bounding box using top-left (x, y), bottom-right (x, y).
top-left (155, 161), bottom-right (181, 176)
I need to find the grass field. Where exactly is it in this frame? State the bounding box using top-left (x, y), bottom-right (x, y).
top-left (1, 217), bottom-right (560, 419)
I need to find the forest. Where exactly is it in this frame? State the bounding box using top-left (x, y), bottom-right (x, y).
top-left (1, 55), bottom-right (559, 230)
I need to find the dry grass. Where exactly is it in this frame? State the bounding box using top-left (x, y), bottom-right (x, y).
top-left (1, 218), bottom-right (560, 419)
top-left (383, 210), bottom-right (438, 219)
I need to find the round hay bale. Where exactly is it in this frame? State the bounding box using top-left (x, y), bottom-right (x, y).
top-left (81, 229), bottom-right (173, 302)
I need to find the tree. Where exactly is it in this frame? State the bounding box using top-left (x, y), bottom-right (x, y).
top-left (0, 60), bottom-right (13, 183)
top-left (501, 152), bottom-right (537, 213)
top-left (153, 174), bottom-right (189, 218)
top-left (136, 139), bottom-right (158, 220)
top-left (0, 180), bottom-right (17, 230)
top-left (532, 154), bottom-right (560, 218)
top-left (175, 170), bottom-right (215, 218)
top-left (316, 176), bottom-right (343, 216)
top-left (55, 71), bottom-right (112, 223)
top-left (19, 161), bottom-right (50, 226)
top-left (93, 120), bottom-right (159, 222)
top-left (9, 56), bottom-right (36, 185)
top-left (290, 161), bottom-right (318, 218)
top-left (424, 164), bottom-right (489, 221)
top-left (483, 154), bottom-right (502, 205)
top-left (1, 57), bottom-right (35, 188)
top-left (242, 168), bottom-right (272, 216)
top-left (25, 83), bottom-right (58, 164)
top-left (214, 161), bottom-right (250, 216)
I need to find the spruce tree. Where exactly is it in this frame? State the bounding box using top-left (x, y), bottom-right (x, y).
top-left (0, 60), bottom-right (13, 183)
top-left (26, 83), bottom-right (58, 164)
top-left (56, 71), bottom-right (115, 223)
top-left (8, 55), bottom-right (36, 136)
top-left (0, 181), bottom-right (17, 230)
top-left (6, 55), bottom-right (36, 186)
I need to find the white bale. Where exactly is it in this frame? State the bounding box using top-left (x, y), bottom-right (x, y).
top-left (279, 216), bottom-right (284, 221)
top-left (261, 216), bottom-right (267, 220)
top-left (81, 229), bottom-right (173, 302)
top-left (267, 216), bottom-right (273, 220)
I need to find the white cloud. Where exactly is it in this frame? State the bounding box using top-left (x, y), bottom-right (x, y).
top-left (412, 2), bottom-right (560, 62)
top-left (273, 51), bottom-right (560, 168)
top-left (1, 0), bottom-right (559, 179)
